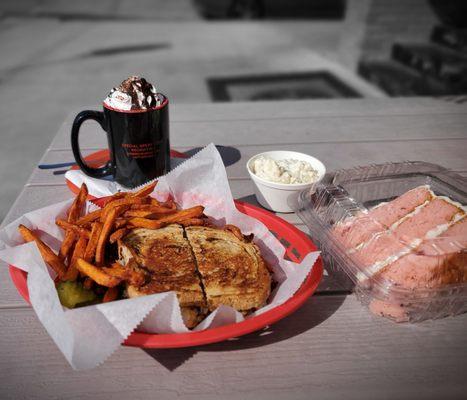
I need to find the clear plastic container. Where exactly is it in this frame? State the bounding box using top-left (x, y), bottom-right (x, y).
top-left (296, 161), bottom-right (467, 322)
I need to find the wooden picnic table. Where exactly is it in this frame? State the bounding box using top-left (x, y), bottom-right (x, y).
top-left (1, 97), bottom-right (466, 400)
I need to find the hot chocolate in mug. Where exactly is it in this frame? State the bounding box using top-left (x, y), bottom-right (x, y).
top-left (71, 76), bottom-right (170, 188)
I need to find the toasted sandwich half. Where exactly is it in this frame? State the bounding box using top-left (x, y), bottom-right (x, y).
top-left (118, 225), bottom-right (207, 328)
top-left (185, 226), bottom-right (271, 313)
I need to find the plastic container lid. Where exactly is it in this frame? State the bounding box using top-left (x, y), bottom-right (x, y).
top-left (296, 161), bottom-right (467, 323)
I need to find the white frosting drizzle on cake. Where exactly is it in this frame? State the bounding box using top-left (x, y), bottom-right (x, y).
top-left (349, 199), bottom-right (431, 255)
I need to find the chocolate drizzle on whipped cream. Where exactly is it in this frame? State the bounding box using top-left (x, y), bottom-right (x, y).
top-left (104, 76), bottom-right (165, 111)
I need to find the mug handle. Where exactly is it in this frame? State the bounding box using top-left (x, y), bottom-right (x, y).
top-left (71, 110), bottom-right (113, 178)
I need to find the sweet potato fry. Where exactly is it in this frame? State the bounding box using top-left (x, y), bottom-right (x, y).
top-left (146, 205), bottom-right (178, 214)
top-left (108, 192), bottom-right (127, 201)
top-left (68, 183), bottom-right (88, 222)
top-left (123, 208), bottom-right (178, 219)
top-left (75, 258), bottom-right (121, 287)
top-left (71, 235), bottom-right (87, 264)
top-left (102, 263), bottom-right (127, 279)
top-left (103, 286), bottom-right (119, 303)
top-left (96, 205), bottom-right (128, 265)
top-left (76, 209), bottom-right (102, 226)
top-left (135, 198), bottom-right (175, 210)
top-left (123, 210), bottom-right (155, 218)
top-left (95, 208), bottom-right (116, 265)
top-left (18, 225), bottom-right (67, 278)
top-left (103, 261), bottom-right (146, 287)
top-left (98, 192), bottom-right (128, 208)
top-left (56, 219), bottom-right (91, 239)
top-left (128, 204), bottom-right (177, 214)
top-left (58, 232), bottom-right (76, 261)
top-left (100, 197), bottom-right (147, 222)
top-left (161, 199), bottom-right (176, 210)
top-left (83, 222), bottom-right (103, 263)
top-left (115, 205), bottom-right (131, 217)
top-left (127, 218), bottom-right (163, 230)
top-left (63, 235), bottom-right (88, 281)
top-left (114, 218), bottom-right (128, 229)
top-left (128, 204), bottom-right (151, 211)
top-left (58, 184), bottom-right (88, 261)
top-left (109, 228), bottom-right (129, 244)
top-left (157, 204), bottom-right (204, 221)
top-left (152, 204), bottom-right (177, 213)
top-left (178, 218), bottom-right (206, 227)
top-left (223, 224), bottom-right (244, 241)
top-left (128, 206), bottom-right (205, 229)
top-left (130, 181), bottom-right (157, 198)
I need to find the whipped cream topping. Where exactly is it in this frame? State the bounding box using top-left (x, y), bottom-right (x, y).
top-left (104, 76), bottom-right (165, 111)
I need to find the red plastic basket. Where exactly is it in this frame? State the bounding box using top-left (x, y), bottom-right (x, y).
top-left (11, 171), bottom-right (323, 348)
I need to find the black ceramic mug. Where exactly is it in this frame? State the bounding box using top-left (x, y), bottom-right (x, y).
top-left (71, 96), bottom-right (170, 188)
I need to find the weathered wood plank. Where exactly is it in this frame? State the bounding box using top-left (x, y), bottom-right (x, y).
top-left (31, 136), bottom-right (467, 186)
top-left (168, 97), bottom-right (467, 121)
top-left (0, 296), bottom-right (465, 400)
top-left (49, 107), bottom-right (467, 150)
top-left (52, 98), bottom-right (467, 127)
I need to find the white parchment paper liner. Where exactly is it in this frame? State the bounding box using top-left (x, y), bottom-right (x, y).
top-left (0, 144), bottom-right (319, 370)
top-left (64, 158), bottom-right (187, 198)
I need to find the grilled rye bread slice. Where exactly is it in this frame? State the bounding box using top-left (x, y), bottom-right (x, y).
top-left (118, 225), bottom-right (207, 327)
top-left (184, 226), bottom-right (271, 312)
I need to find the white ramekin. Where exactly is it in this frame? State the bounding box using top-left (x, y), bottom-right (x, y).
top-left (247, 151), bottom-right (326, 213)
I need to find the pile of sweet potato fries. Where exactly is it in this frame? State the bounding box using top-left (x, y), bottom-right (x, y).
top-left (18, 181), bottom-right (205, 305)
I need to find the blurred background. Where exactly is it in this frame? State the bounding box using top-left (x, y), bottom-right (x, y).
top-left (0, 0), bottom-right (466, 222)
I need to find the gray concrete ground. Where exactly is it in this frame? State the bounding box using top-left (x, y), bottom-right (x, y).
top-left (0, 0), bottom-right (200, 20)
top-left (0, 1), bottom-right (377, 222)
